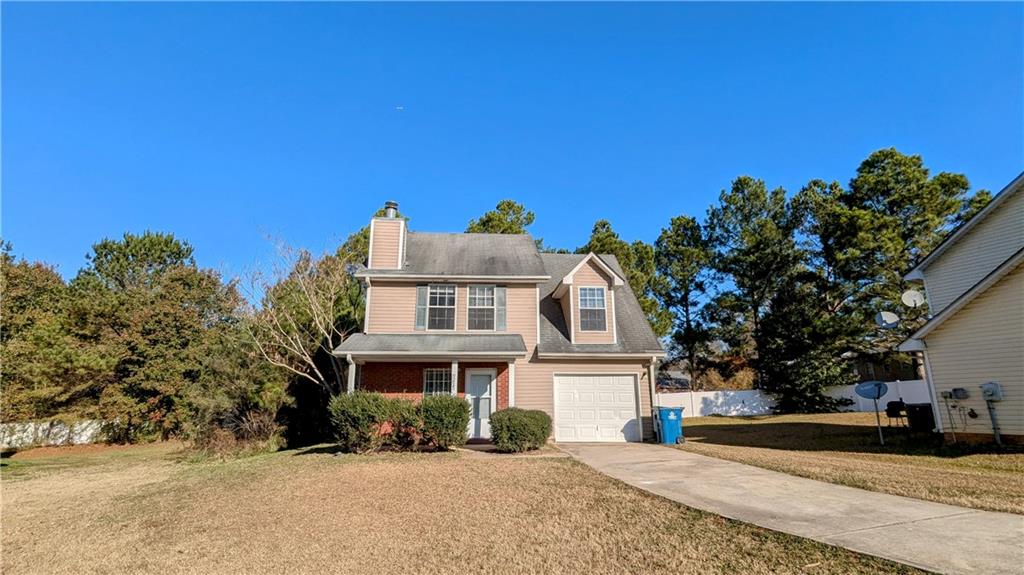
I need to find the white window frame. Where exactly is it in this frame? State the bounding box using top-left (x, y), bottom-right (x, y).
top-left (423, 367), bottom-right (453, 396)
top-left (426, 284), bottom-right (457, 331)
top-left (578, 286), bottom-right (608, 332)
top-left (466, 284), bottom-right (497, 332)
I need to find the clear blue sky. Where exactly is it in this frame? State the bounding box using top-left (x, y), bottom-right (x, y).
top-left (3, 2), bottom-right (1022, 280)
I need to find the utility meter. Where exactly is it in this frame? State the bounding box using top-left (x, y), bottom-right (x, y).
top-left (980, 381), bottom-right (1003, 401)
top-left (951, 388), bottom-right (970, 400)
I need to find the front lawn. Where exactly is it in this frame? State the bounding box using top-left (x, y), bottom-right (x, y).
top-left (677, 412), bottom-right (1024, 514)
top-left (1, 442), bottom-right (922, 574)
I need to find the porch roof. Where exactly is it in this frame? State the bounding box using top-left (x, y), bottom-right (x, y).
top-left (333, 333), bottom-right (527, 359)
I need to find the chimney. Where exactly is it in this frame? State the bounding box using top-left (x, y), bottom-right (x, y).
top-left (367, 201), bottom-right (405, 269)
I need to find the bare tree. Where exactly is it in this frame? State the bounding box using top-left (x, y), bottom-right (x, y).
top-left (243, 243), bottom-right (362, 394)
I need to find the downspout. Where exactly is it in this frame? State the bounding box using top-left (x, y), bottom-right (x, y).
top-left (346, 354), bottom-right (356, 394)
top-left (648, 355), bottom-right (658, 442)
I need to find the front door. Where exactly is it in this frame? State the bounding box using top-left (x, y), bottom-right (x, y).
top-left (466, 370), bottom-right (495, 439)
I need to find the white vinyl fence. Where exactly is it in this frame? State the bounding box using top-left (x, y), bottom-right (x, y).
top-left (656, 380), bottom-right (929, 418)
top-left (1, 419), bottom-right (106, 450)
top-left (826, 379), bottom-right (930, 411)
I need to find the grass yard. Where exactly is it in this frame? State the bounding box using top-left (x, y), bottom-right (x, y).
top-left (677, 412), bottom-right (1024, 514)
top-left (0, 442), bottom-right (924, 574)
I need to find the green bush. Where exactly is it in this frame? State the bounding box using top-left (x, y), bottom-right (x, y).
top-left (420, 394), bottom-right (470, 450)
top-left (490, 408), bottom-right (552, 453)
top-left (328, 392), bottom-right (394, 453)
top-left (386, 398), bottom-right (422, 449)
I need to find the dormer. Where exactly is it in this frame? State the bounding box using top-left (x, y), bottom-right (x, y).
top-left (552, 253), bottom-right (625, 344)
top-left (367, 201), bottom-right (407, 270)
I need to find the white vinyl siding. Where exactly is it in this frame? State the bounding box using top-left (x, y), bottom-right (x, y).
top-left (925, 264), bottom-right (1023, 437)
top-left (923, 190), bottom-right (1024, 312)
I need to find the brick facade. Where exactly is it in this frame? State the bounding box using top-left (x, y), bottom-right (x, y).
top-left (360, 361), bottom-right (510, 410)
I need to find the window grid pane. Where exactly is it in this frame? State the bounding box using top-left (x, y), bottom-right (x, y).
top-left (579, 287), bottom-right (606, 309)
top-left (468, 285), bottom-right (496, 331)
top-left (468, 308), bottom-right (495, 330)
top-left (426, 285), bottom-right (456, 329)
top-left (581, 308), bottom-right (607, 331)
top-left (424, 368), bottom-right (452, 396)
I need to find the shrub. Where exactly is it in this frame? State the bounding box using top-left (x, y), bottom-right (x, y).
top-left (490, 408), bottom-right (552, 453)
top-left (386, 398), bottom-right (422, 449)
top-left (420, 394), bottom-right (470, 450)
top-left (328, 392), bottom-right (394, 453)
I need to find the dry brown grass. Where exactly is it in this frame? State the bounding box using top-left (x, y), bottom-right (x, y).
top-left (678, 412), bottom-right (1024, 514)
top-left (0, 441), bottom-right (924, 575)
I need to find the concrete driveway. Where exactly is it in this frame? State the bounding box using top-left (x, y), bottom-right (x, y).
top-left (559, 443), bottom-right (1024, 575)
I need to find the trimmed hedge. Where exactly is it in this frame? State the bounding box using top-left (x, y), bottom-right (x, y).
top-left (420, 394), bottom-right (470, 450)
top-left (490, 408), bottom-right (552, 453)
top-left (328, 391), bottom-right (394, 453)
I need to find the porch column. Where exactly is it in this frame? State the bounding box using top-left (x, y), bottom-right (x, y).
top-left (346, 354), bottom-right (356, 394)
top-left (450, 359), bottom-right (459, 395)
top-left (508, 360), bottom-right (516, 407)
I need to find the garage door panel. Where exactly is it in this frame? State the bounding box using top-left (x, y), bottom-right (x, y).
top-left (554, 375), bottom-right (640, 442)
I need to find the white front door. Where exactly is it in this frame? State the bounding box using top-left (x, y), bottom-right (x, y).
top-left (466, 370), bottom-right (496, 439)
top-left (554, 374), bottom-right (641, 442)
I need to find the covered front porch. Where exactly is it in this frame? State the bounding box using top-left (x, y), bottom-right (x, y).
top-left (333, 333), bottom-right (528, 440)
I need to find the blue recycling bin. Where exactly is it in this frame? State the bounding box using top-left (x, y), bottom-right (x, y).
top-left (657, 407), bottom-right (684, 444)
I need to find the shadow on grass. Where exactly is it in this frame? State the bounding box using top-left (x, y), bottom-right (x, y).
top-left (682, 420), bottom-right (1021, 459)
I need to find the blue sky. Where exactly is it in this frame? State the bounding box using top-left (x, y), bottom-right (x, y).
top-left (3, 2), bottom-right (1021, 280)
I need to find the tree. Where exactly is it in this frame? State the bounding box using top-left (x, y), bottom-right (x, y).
top-left (654, 216), bottom-right (712, 387)
top-left (245, 246), bottom-right (360, 395)
top-left (799, 149), bottom-right (987, 352)
top-left (67, 232), bottom-right (238, 440)
top-left (757, 273), bottom-right (856, 412)
top-left (954, 189), bottom-right (993, 226)
top-left (466, 200), bottom-right (535, 234)
top-left (577, 220), bottom-right (672, 337)
top-left (704, 177), bottom-right (804, 384)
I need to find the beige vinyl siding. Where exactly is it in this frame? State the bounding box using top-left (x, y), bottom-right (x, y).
top-left (925, 264), bottom-right (1024, 437)
top-left (923, 191), bottom-right (1024, 312)
top-left (368, 218), bottom-right (404, 269)
top-left (516, 359), bottom-right (654, 440)
top-left (571, 260), bottom-right (616, 344)
top-left (366, 282), bottom-right (536, 339)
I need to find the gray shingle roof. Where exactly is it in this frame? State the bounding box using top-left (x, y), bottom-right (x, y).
top-left (335, 333), bottom-right (527, 356)
top-left (537, 253), bottom-right (664, 355)
top-left (359, 232), bottom-right (548, 277)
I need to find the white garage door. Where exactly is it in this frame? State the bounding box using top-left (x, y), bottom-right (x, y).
top-left (554, 375), bottom-right (641, 442)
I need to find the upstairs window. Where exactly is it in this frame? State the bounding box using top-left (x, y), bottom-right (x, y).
top-left (427, 284), bottom-right (456, 330)
top-left (423, 368), bottom-right (452, 396)
top-left (579, 287), bottom-right (607, 331)
top-left (468, 286), bottom-right (495, 330)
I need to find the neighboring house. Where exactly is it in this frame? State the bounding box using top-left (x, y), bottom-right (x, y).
top-left (333, 202), bottom-right (665, 442)
top-left (900, 173), bottom-right (1024, 443)
top-left (848, 351), bottom-right (920, 383)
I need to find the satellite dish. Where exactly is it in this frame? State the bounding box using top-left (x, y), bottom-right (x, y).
top-left (901, 289), bottom-right (925, 308)
top-left (875, 311), bottom-right (900, 329)
top-left (855, 381), bottom-right (888, 400)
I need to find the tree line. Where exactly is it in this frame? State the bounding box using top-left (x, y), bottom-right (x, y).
top-left (0, 147), bottom-right (990, 449)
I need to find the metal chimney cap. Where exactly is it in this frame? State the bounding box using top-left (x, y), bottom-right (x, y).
top-left (383, 200), bottom-right (399, 218)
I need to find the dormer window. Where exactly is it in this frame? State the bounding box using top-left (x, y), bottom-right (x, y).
top-left (579, 287), bottom-right (607, 331)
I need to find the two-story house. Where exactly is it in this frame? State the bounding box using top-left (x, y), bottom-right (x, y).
top-left (333, 202), bottom-right (665, 442)
top-left (900, 173), bottom-right (1024, 443)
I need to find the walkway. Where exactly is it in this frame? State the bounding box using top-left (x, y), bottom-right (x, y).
top-left (559, 443), bottom-right (1024, 575)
